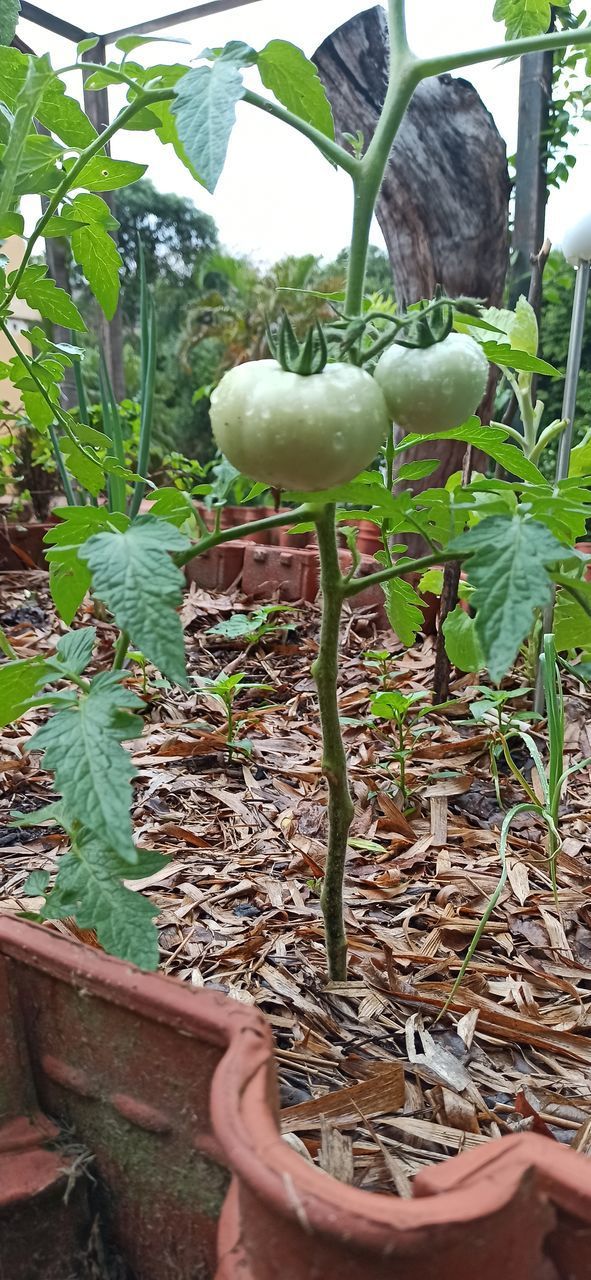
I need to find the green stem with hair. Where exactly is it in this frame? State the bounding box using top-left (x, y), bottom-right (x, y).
top-left (311, 505), bottom-right (354, 980)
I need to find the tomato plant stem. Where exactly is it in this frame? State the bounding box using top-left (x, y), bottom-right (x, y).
top-left (243, 89), bottom-right (359, 177)
top-left (177, 503), bottom-right (311, 567)
top-left (312, 505), bottom-right (354, 981)
top-left (417, 23), bottom-right (591, 81)
top-left (112, 631), bottom-right (130, 671)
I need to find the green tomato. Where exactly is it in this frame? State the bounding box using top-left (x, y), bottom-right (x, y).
top-left (374, 333), bottom-right (489, 433)
top-left (209, 359), bottom-right (389, 491)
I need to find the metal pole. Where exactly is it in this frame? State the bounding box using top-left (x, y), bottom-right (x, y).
top-left (555, 261), bottom-right (591, 481)
top-left (534, 259), bottom-right (590, 713)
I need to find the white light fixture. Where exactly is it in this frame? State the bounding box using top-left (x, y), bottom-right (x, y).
top-left (561, 211), bottom-right (591, 267)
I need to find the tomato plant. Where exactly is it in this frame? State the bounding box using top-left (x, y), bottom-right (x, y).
top-left (1, 1), bottom-right (591, 977)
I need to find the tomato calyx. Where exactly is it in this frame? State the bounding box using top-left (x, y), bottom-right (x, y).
top-left (268, 311), bottom-right (328, 376)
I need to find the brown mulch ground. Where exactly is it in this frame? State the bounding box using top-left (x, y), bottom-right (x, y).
top-left (2, 568), bottom-right (591, 1191)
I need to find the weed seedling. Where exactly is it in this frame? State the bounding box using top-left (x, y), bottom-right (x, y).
top-left (194, 672), bottom-right (272, 762)
top-left (208, 605), bottom-right (294, 646)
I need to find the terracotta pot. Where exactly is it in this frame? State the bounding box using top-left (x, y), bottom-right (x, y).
top-left (355, 518), bottom-right (383, 558)
top-left (0, 520), bottom-right (55, 571)
top-left (213, 1034), bottom-right (591, 1279)
top-left (0, 917), bottom-right (272, 1280)
top-left (576, 541), bottom-right (591, 582)
top-left (185, 541), bottom-right (247, 593)
top-left (218, 507), bottom-right (272, 544)
top-left (278, 516), bottom-right (313, 549)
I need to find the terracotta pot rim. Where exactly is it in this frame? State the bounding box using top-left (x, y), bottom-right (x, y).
top-left (0, 918), bottom-right (271, 1055)
top-left (211, 1035), bottom-right (591, 1251)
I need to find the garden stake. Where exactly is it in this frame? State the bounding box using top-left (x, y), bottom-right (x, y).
top-left (535, 256), bottom-right (591, 713)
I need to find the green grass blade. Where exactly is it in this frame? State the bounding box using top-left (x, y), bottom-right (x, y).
top-left (129, 237), bottom-right (157, 520)
top-left (98, 350), bottom-right (126, 514)
top-left (440, 802), bottom-right (542, 1017)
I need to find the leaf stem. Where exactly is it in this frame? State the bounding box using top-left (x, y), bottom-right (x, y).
top-left (417, 23), bottom-right (591, 80)
top-left (311, 505), bottom-right (354, 981)
top-left (176, 504), bottom-right (311, 567)
top-left (344, 551), bottom-right (461, 598)
top-left (242, 88), bottom-right (360, 177)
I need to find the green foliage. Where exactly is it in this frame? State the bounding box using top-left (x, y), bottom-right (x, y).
top-left (379, 575), bottom-right (426, 648)
top-left (0, 655), bottom-right (49, 727)
top-left (398, 420), bottom-right (545, 483)
top-left (70, 194), bottom-right (123, 320)
top-left (208, 604), bottom-right (292, 644)
top-left (442, 607), bottom-right (484, 674)
top-left (257, 40), bottom-right (334, 138)
top-left (41, 836), bottom-right (160, 970)
top-left (45, 508), bottom-right (129, 624)
top-left (30, 671), bottom-right (144, 863)
top-left (450, 516), bottom-right (565, 681)
top-left (172, 62), bottom-right (245, 194)
top-left (0, 0), bottom-right (20, 45)
top-left (195, 671), bottom-right (271, 760)
top-left (172, 38), bottom-right (334, 194)
top-left (80, 518), bottom-right (189, 684)
top-left (493, 0), bottom-right (552, 39)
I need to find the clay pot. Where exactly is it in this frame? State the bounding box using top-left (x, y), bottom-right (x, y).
top-left (0, 520), bottom-right (55, 571)
top-left (207, 506), bottom-right (272, 542)
top-left (213, 1036), bottom-right (591, 1279)
top-left (0, 917), bottom-right (272, 1280)
top-left (278, 516), bottom-right (313, 549)
top-left (576, 541), bottom-right (591, 582)
top-left (355, 518), bottom-right (383, 558)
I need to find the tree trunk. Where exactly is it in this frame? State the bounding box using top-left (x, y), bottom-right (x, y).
top-left (314, 6), bottom-right (510, 506)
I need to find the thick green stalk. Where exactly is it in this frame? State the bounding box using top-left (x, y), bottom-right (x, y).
top-left (417, 23), bottom-right (591, 81)
top-left (345, 0), bottom-right (417, 315)
top-left (311, 505), bottom-right (354, 980)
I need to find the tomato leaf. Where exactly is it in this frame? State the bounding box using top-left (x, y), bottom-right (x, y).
top-left (398, 420), bottom-right (545, 484)
top-left (30, 671), bottom-right (145, 863)
top-left (70, 155), bottom-right (147, 193)
top-left (45, 507), bottom-right (129, 624)
top-left (554, 585), bottom-right (591, 653)
top-left (69, 193), bottom-right (122, 320)
top-left (449, 515), bottom-right (565, 682)
top-left (257, 40), bottom-right (335, 140)
top-left (0, 0), bottom-right (20, 46)
top-left (52, 626), bottom-right (96, 677)
top-left (172, 61), bottom-right (245, 192)
top-left (442, 606), bottom-right (484, 673)
top-left (13, 263), bottom-right (85, 330)
top-left (42, 836), bottom-right (159, 970)
top-left (493, 0), bottom-right (552, 39)
top-left (80, 517), bottom-right (189, 684)
top-left (0, 655), bottom-right (49, 727)
top-left (381, 575), bottom-right (426, 647)
top-left (482, 342), bottom-right (559, 376)
top-left (0, 54), bottom-right (52, 217)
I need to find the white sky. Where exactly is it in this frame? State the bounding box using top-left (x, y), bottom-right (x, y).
top-left (18, 1), bottom-right (591, 265)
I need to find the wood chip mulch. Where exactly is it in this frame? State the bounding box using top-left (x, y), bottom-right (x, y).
top-left (2, 568), bottom-right (591, 1192)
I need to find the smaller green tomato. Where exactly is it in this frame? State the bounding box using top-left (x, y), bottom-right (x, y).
top-left (374, 333), bottom-right (489, 433)
top-left (209, 359), bottom-right (389, 492)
